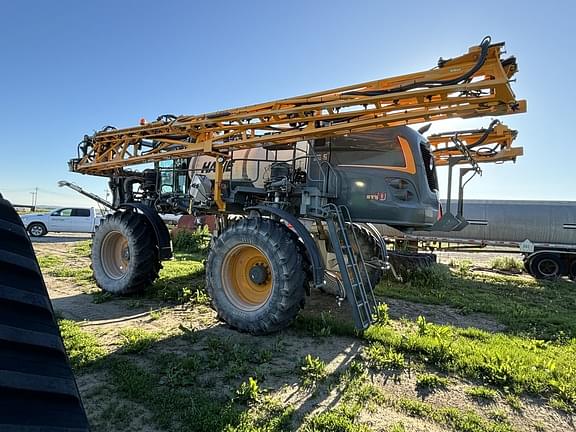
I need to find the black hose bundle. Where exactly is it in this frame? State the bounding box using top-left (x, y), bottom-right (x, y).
top-left (344, 36), bottom-right (492, 97)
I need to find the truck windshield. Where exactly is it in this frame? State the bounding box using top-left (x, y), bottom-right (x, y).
top-left (330, 132), bottom-right (405, 167)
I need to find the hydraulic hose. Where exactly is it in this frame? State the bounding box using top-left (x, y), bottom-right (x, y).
top-left (344, 36), bottom-right (492, 97)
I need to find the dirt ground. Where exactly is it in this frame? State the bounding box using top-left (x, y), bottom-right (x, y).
top-left (33, 236), bottom-right (576, 432)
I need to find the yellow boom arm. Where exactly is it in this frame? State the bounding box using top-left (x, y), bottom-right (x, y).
top-left (429, 121), bottom-right (522, 167)
top-left (71, 37), bottom-right (525, 176)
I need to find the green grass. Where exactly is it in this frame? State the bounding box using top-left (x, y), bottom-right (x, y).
top-left (376, 265), bottom-right (576, 340)
top-left (388, 422), bottom-right (406, 432)
top-left (365, 320), bottom-right (576, 408)
top-left (416, 373), bottom-right (449, 391)
top-left (59, 319), bottom-right (106, 369)
top-left (335, 361), bottom-right (512, 432)
top-left (108, 358), bottom-right (244, 432)
top-left (489, 257), bottom-right (524, 273)
top-left (104, 350), bottom-right (293, 432)
top-left (37, 253), bottom-right (94, 285)
top-left (149, 259), bottom-right (206, 303)
top-left (302, 404), bottom-right (372, 432)
top-left (226, 398), bottom-right (294, 432)
top-left (395, 397), bottom-right (513, 432)
top-left (70, 240), bottom-right (92, 257)
top-left (119, 327), bottom-right (162, 353)
top-left (37, 254), bottom-right (65, 268)
top-left (293, 311), bottom-right (357, 337)
top-left (466, 386), bottom-right (498, 402)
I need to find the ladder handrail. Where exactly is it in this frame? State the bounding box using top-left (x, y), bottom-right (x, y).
top-left (324, 203), bottom-right (379, 329)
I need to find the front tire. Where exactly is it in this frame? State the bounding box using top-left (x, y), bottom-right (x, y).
top-left (206, 218), bottom-right (305, 334)
top-left (27, 222), bottom-right (47, 237)
top-left (92, 211), bottom-right (161, 294)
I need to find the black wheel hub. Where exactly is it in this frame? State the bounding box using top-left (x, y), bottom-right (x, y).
top-left (249, 263), bottom-right (269, 285)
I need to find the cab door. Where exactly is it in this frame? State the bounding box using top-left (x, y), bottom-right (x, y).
top-left (71, 208), bottom-right (93, 232)
top-left (49, 208), bottom-right (74, 231)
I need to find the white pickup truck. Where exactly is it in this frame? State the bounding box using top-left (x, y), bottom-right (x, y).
top-left (20, 207), bottom-right (103, 237)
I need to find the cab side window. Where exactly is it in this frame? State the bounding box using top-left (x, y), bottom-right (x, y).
top-left (72, 209), bottom-right (90, 217)
top-left (58, 209), bottom-right (73, 217)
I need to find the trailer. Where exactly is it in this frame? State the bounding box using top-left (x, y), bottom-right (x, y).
top-left (379, 200), bottom-right (576, 280)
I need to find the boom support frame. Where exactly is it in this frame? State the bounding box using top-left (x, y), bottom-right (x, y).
top-left (70, 37), bottom-right (525, 177)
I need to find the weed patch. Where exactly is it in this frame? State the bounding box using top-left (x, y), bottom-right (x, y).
top-left (375, 267), bottom-right (576, 340)
top-left (108, 358), bottom-right (244, 431)
top-left (466, 386), bottom-right (498, 402)
top-left (150, 259), bottom-right (206, 303)
top-left (59, 319), bottom-right (105, 369)
top-left (293, 311), bottom-right (357, 337)
top-left (119, 327), bottom-right (161, 353)
top-left (172, 226), bottom-right (211, 254)
top-left (396, 397), bottom-right (514, 432)
top-left (70, 240), bottom-right (92, 257)
top-left (416, 373), bottom-right (449, 391)
top-left (302, 404), bottom-right (372, 432)
top-left (365, 320), bottom-right (576, 408)
top-left (489, 257), bottom-right (523, 273)
top-left (236, 377), bottom-right (262, 403)
top-left (299, 354), bottom-right (327, 387)
top-left (363, 343), bottom-right (405, 371)
top-left (226, 398), bottom-right (294, 432)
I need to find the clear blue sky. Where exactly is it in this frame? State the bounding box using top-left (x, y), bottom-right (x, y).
top-left (1, 1), bottom-right (574, 207)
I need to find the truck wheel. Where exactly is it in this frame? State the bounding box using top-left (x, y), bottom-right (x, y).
top-left (529, 253), bottom-right (564, 280)
top-left (27, 222), bottom-right (47, 237)
top-left (92, 211), bottom-right (161, 294)
top-left (206, 218), bottom-right (305, 334)
top-left (324, 225), bottom-right (382, 297)
top-left (569, 260), bottom-right (576, 282)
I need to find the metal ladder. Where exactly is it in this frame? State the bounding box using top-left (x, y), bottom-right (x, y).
top-left (324, 204), bottom-right (379, 330)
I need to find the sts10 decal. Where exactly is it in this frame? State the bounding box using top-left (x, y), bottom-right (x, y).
top-left (366, 192), bottom-right (387, 201)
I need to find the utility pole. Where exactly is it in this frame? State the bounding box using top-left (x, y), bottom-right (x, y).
top-left (30, 187), bottom-right (38, 211)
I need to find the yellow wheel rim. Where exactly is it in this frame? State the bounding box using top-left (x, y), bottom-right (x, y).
top-left (222, 244), bottom-right (272, 310)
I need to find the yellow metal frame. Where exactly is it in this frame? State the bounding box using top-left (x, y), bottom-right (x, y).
top-left (73, 38), bottom-right (525, 177)
top-left (429, 122), bottom-right (522, 166)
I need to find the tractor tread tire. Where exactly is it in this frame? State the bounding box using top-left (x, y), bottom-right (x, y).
top-left (323, 224), bottom-right (383, 297)
top-left (92, 211), bottom-right (161, 295)
top-left (0, 195), bottom-right (89, 431)
top-left (206, 218), bottom-right (305, 334)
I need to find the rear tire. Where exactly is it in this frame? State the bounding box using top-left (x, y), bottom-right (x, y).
top-left (324, 225), bottom-right (382, 297)
top-left (206, 218), bottom-right (305, 334)
top-left (387, 250), bottom-right (436, 280)
top-left (529, 253), bottom-right (564, 280)
top-left (27, 222), bottom-right (47, 237)
top-left (92, 211), bottom-right (161, 294)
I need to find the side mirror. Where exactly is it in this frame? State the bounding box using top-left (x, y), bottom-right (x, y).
top-left (418, 123), bottom-right (432, 135)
